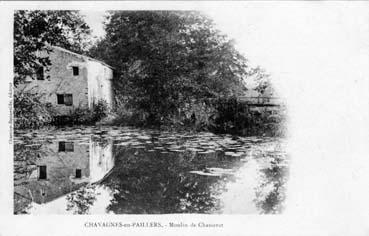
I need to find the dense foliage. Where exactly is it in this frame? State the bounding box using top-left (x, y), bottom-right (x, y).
top-left (14, 91), bottom-right (55, 129)
top-left (101, 147), bottom-right (226, 214)
top-left (14, 92), bottom-right (110, 128)
top-left (69, 100), bottom-right (109, 125)
top-left (13, 10), bottom-right (284, 136)
top-left (14, 10), bottom-right (91, 86)
top-left (90, 11), bottom-right (253, 124)
top-left (209, 97), bottom-right (286, 136)
top-left (13, 10), bottom-right (104, 129)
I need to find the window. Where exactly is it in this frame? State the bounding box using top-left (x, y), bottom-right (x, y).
top-left (38, 166), bottom-right (47, 180)
top-left (56, 94), bottom-right (73, 106)
top-left (58, 141), bottom-right (74, 152)
top-left (58, 142), bottom-right (65, 151)
top-left (36, 66), bottom-right (44, 80)
top-left (57, 94), bottom-right (64, 104)
top-left (72, 66), bottom-right (79, 76)
top-left (64, 94), bottom-right (73, 106)
top-left (75, 169), bottom-right (82, 179)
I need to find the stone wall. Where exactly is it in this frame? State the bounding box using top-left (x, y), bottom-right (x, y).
top-left (89, 140), bottom-right (114, 183)
top-left (19, 46), bottom-right (113, 116)
top-left (14, 141), bottom-right (90, 205)
top-left (21, 47), bottom-right (90, 115)
top-left (86, 60), bottom-right (113, 108)
top-left (14, 139), bottom-right (114, 212)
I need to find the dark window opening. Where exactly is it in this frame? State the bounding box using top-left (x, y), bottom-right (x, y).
top-left (36, 66), bottom-right (44, 80)
top-left (56, 94), bottom-right (72, 106)
top-left (72, 66), bottom-right (79, 76)
top-left (58, 142), bottom-right (65, 152)
top-left (57, 94), bottom-right (64, 104)
top-left (38, 166), bottom-right (47, 180)
top-left (58, 141), bottom-right (74, 152)
top-left (75, 169), bottom-right (82, 179)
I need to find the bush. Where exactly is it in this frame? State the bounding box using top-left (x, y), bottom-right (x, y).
top-left (111, 95), bottom-right (285, 137)
top-left (64, 99), bottom-right (109, 125)
top-left (112, 104), bottom-right (147, 127)
top-left (67, 107), bottom-right (94, 125)
top-left (208, 96), bottom-right (286, 137)
top-left (14, 97), bottom-right (110, 127)
top-left (209, 96), bottom-right (250, 134)
top-left (92, 99), bottom-right (109, 121)
top-left (14, 92), bottom-right (55, 129)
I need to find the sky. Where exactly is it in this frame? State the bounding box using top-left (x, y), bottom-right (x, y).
top-left (81, 11), bottom-right (107, 39)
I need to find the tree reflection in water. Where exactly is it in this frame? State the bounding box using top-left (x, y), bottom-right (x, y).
top-left (100, 147), bottom-right (233, 214)
top-left (13, 127), bottom-right (288, 214)
top-left (14, 143), bottom-right (44, 183)
top-left (254, 155), bottom-right (288, 214)
top-left (14, 143), bottom-right (45, 213)
top-left (66, 184), bottom-right (98, 214)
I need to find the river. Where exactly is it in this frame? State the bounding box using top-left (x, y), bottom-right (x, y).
top-left (13, 126), bottom-right (288, 214)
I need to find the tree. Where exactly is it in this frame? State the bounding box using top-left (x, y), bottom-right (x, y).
top-left (90, 11), bottom-right (253, 124)
top-left (251, 66), bottom-right (273, 95)
top-left (14, 10), bottom-right (91, 86)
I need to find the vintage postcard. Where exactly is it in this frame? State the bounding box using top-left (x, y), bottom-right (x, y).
top-left (1, 1), bottom-right (369, 236)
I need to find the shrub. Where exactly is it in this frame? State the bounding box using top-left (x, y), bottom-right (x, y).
top-left (208, 96), bottom-right (286, 137)
top-left (63, 99), bottom-right (109, 125)
top-left (67, 107), bottom-right (94, 125)
top-left (209, 96), bottom-right (250, 134)
top-left (111, 95), bottom-right (285, 137)
top-left (14, 92), bottom-right (55, 129)
top-left (92, 99), bottom-right (109, 121)
top-left (112, 106), bottom-right (147, 127)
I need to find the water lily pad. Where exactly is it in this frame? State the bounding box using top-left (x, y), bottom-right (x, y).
top-left (189, 171), bottom-right (221, 176)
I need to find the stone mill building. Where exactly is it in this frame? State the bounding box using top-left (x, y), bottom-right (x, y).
top-left (21, 46), bottom-right (114, 115)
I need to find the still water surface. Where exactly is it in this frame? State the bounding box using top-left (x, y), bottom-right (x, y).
top-left (14, 126), bottom-right (288, 214)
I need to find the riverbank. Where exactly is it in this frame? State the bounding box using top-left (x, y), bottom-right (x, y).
top-left (107, 97), bottom-right (287, 137)
top-left (14, 92), bottom-right (286, 137)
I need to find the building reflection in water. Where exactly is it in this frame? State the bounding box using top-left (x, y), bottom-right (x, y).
top-left (14, 133), bottom-right (288, 215)
top-left (14, 138), bottom-right (114, 214)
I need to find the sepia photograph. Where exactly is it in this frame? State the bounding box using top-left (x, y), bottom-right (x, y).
top-left (13, 9), bottom-right (288, 215)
